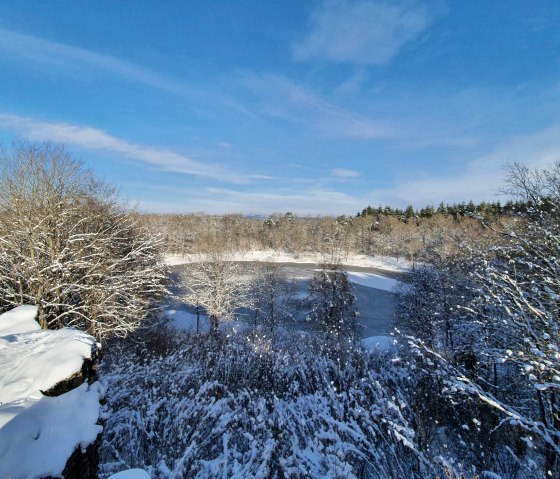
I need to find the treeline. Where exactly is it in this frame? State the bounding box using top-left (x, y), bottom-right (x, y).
top-left (141, 209), bottom-right (503, 266)
top-left (357, 198), bottom-right (528, 220)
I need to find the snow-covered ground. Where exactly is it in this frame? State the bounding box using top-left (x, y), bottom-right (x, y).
top-left (165, 309), bottom-right (248, 335)
top-left (165, 250), bottom-right (412, 272)
top-left (0, 305), bottom-right (103, 479)
top-left (165, 309), bottom-right (204, 332)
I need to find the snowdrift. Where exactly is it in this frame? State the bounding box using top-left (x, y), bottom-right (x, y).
top-left (0, 305), bottom-right (103, 479)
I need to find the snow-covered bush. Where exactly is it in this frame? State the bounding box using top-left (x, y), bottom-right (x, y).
top-left (99, 328), bottom-right (438, 478)
top-left (394, 162), bottom-right (560, 477)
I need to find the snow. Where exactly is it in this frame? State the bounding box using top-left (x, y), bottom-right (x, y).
top-left (0, 306), bottom-right (102, 479)
top-left (99, 330), bottom-right (424, 478)
top-left (165, 309), bottom-right (207, 333)
top-left (165, 309), bottom-right (248, 335)
top-left (108, 469), bottom-right (150, 479)
top-left (165, 250), bottom-right (412, 272)
top-left (0, 383), bottom-right (103, 479)
top-left (346, 272), bottom-right (399, 292)
top-left (0, 311), bottom-right (97, 404)
top-left (0, 305), bottom-right (41, 336)
top-left (361, 335), bottom-right (395, 352)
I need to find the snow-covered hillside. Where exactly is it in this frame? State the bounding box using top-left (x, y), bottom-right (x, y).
top-left (165, 249), bottom-right (413, 272)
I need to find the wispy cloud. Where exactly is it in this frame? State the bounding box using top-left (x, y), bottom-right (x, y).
top-left (141, 187), bottom-right (362, 216)
top-left (0, 28), bottom-right (254, 117)
top-left (293, 0), bottom-right (439, 65)
top-left (0, 113), bottom-right (249, 183)
top-left (364, 124), bottom-right (560, 207)
top-left (242, 73), bottom-right (391, 139)
top-left (331, 168), bottom-right (361, 177)
top-left (334, 70), bottom-right (367, 96)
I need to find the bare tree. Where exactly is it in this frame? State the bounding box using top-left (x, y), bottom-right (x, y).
top-left (0, 142), bottom-right (168, 341)
top-left (182, 249), bottom-right (252, 335)
top-left (250, 261), bottom-right (296, 332)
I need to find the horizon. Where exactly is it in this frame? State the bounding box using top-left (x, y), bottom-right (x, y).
top-left (0, 1), bottom-right (559, 215)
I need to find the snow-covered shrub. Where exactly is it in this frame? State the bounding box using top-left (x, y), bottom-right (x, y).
top-left (394, 162), bottom-right (560, 478)
top-left (99, 328), bottom-right (438, 478)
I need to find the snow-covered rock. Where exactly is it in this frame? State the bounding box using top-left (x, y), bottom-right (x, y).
top-left (0, 305), bottom-right (103, 479)
top-left (0, 304), bottom-right (41, 336)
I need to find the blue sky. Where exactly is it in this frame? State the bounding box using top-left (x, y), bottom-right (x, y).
top-left (0, 1), bottom-right (559, 215)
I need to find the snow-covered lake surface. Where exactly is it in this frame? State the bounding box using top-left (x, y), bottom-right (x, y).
top-left (108, 469), bottom-right (150, 479)
top-left (169, 259), bottom-right (403, 339)
top-left (346, 271), bottom-right (399, 292)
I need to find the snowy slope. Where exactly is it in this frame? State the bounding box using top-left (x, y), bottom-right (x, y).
top-left (0, 305), bottom-right (103, 479)
top-left (165, 250), bottom-right (413, 272)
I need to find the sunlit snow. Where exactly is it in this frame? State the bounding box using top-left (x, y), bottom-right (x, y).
top-left (0, 305), bottom-right (103, 479)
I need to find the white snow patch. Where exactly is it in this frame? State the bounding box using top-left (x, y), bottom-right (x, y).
top-left (0, 305), bottom-right (40, 336)
top-left (0, 306), bottom-right (102, 479)
top-left (0, 383), bottom-right (103, 479)
top-left (165, 250), bottom-right (412, 272)
top-left (0, 325), bottom-right (97, 404)
top-left (165, 309), bottom-right (208, 333)
top-left (362, 335), bottom-right (395, 352)
top-left (346, 272), bottom-right (399, 292)
top-left (108, 469), bottom-right (151, 479)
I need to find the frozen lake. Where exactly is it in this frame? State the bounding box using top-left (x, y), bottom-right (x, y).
top-left (169, 262), bottom-right (404, 338)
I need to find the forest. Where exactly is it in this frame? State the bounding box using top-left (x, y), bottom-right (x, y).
top-left (1, 144), bottom-right (559, 478)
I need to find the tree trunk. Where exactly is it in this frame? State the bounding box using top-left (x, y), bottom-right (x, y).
top-left (210, 314), bottom-right (219, 336)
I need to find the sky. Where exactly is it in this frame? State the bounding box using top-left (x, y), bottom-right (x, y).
top-left (0, 1), bottom-right (559, 216)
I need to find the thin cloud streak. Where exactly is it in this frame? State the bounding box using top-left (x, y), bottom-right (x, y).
top-left (0, 28), bottom-right (255, 118)
top-left (331, 168), bottom-right (361, 177)
top-left (242, 73), bottom-right (391, 139)
top-left (0, 113), bottom-right (249, 183)
top-left (141, 187), bottom-right (363, 216)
